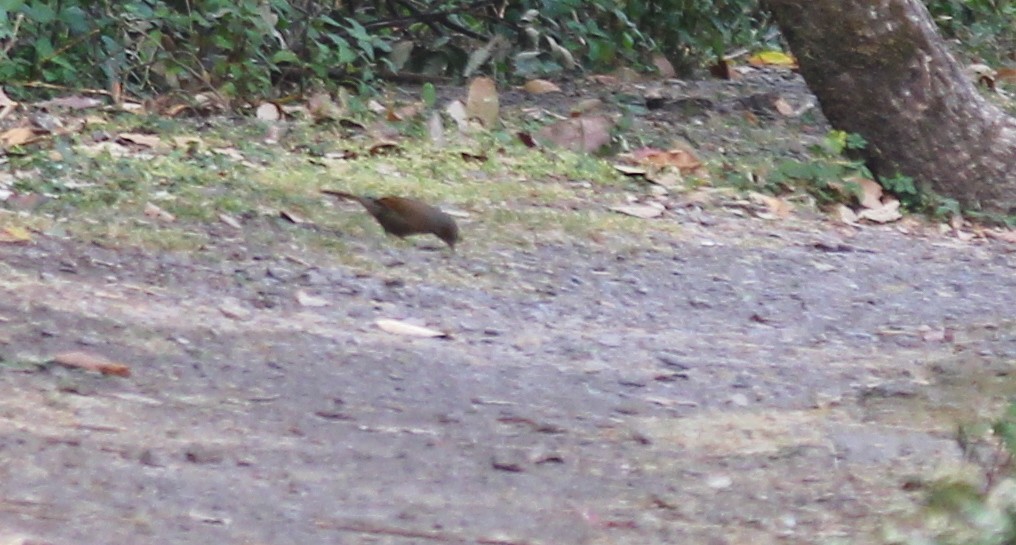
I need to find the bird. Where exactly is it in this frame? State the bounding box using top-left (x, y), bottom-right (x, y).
top-left (321, 189), bottom-right (460, 250)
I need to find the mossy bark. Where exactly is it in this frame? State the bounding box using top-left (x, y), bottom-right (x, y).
top-left (764, 0), bottom-right (1016, 215)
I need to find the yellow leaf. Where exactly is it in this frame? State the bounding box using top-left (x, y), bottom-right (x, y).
top-left (0, 225), bottom-right (32, 243)
top-left (0, 127), bottom-right (35, 147)
top-left (523, 79), bottom-right (562, 94)
top-left (748, 50), bottom-right (797, 68)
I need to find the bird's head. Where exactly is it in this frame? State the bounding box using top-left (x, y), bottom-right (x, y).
top-left (436, 220), bottom-right (460, 250)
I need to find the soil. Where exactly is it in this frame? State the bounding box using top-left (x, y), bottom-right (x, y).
top-left (1, 71), bottom-right (1015, 545)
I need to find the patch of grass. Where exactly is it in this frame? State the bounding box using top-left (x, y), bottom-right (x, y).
top-left (7, 117), bottom-right (653, 259)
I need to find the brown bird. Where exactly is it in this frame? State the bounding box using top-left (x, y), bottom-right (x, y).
top-left (321, 189), bottom-right (460, 250)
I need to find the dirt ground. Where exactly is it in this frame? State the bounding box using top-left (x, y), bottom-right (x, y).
top-left (1, 68), bottom-right (1016, 544)
top-left (1, 208), bottom-right (1014, 544)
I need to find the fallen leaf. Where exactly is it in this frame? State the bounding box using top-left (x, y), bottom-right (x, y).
top-left (523, 79), bottom-right (562, 94)
top-left (52, 351), bottom-right (131, 377)
top-left (0, 127), bottom-right (36, 147)
top-left (173, 136), bottom-right (203, 151)
top-left (545, 36), bottom-right (576, 69)
top-left (748, 192), bottom-right (794, 219)
top-left (534, 115), bottom-right (613, 153)
top-left (388, 101), bottom-right (424, 121)
top-left (849, 177), bottom-right (884, 209)
top-left (652, 54), bottom-right (676, 78)
top-left (144, 202), bottom-right (175, 222)
top-left (369, 141), bottom-right (401, 155)
top-left (39, 95), bottom-right (104, 110)
top-left (984, 229), bottom-right (1016, 243)
top-left (256, 101), bottom-right (283, 121)
top-left (857, 198), bottom-right (902, 223)
top-left (279, 209), bottom-right (306, 224)
top-left (517, 131), bottom-right (537, 148)
top-left (835, 204), bottom-right (859, 225)
top-left (0, 225), bottom-right (32, 243)
top-left (0, 87), bottom-right (17, 107)
top-left (219, 298), bottom-right (252, 320)
top-left (445, 100), bottom-right (470, 132)
top-left (610, 202), bottom-right (665, 219)
top-left (570, 98), bottom-right (604, 116)
top-left (426, 111), bottom-right (445, 146)
top-left (748, 50), bottom-right (797, 68)
top-left (295, 290), bottom-right (329, 307)
top-left (376, 318), bottom-right (447, 338)
top-left (644, 169), bottom-right (684, 189)
top-left (218, 213), bottom-right (242, 229)
top-left (466, 76), bottom-right (499, 128)
top-left (307, 92), bottom-right (343, 122)
top-left (587, 74), bottom-right (620, 86)
top-left (613, 164), bottom-right (648, 176)
top-left (638, 148), bottom-right (703, 174)
top-left (117, 132), bottom-right (162, 148)
top-left (773, 98), bottom-right (795, 116)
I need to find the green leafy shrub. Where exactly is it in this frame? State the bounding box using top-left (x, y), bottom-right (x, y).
top-left (896, 403), bottom-right (1016, 545)
top-left (0, 1), bottom-right (390, 101)
top-left (925, 0), bottom-right (1016, 63)
top-left (766, 130), bottom-right (872, 204)
top-left (512, 0), bottom-right (770, 74)
top-left (620, 0), bottom-right (771, 72)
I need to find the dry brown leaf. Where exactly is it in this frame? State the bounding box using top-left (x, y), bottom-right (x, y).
top-left (466, 76), bottom-right (499, 128)
top-left (388, 102), bottom-right (424, 121)
top-left (218, 213), bottom-right (242, 229)
top-left (749, 192), bottom-right (795, 219)
top-left (0, 87), bottom-right (17, 107)
top-left (587, 74), bottom-right (620, 87)
top-left (295, 290), bottom-right (329, 307)
top-left (835, 204), bottom-right (859, 225)
top-left (445, 100), bottom-right (470, 132)
top-left (610, 202), bottom-right (665, 219)
top-left (984, 229), bottom-right (1016, 243)
top-left (144, 202), bottom-right (176, 223)
top-left (523, 79), bottom-right (562, 94)
top-left (307, 92), bottom-right (343, 122)
top-left (857, 198), bottom-right (902, 223)
top-left (644, 169), bottom-right (684, 189)
top-left (773, 98), bottom-right (795, 116)
top-left (52, 351), bottom-right (131, 377)
top-left (376, 318), bottom-right (447, 338)
top-left (534, 115), bottom-right (613, 153)
top-left (849, 177), bottom-right (884, 209)
top-left (219, 298), bottom-right (253, 320)
top-left (426, 111), bottom-right (445, 146)
top-left (652, 54), bottom-right (676, 78)
top-left (639, 148), bottom-right (703, 174)
top-left (279, 209), bottom-right (306, 224)
top-left (613, 66), bottom-right (640, 82)
top-left (369, 141), bottom-right (401, 155)
top-left (0, 225), bottom-right (32, 243)
top-left (173, 136), bottom-right (203, 151)
top-left (39, 95), bottom-right (104, 110)
top-left (570, 98), bottom-right (604, 116)
top-left (118, 132), bottom-right (162, 148)
top-left (256, 101), bottom-right (283, 121)
top-left (0, 127), bottom-right (36, 147)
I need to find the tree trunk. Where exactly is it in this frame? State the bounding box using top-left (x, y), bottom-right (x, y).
top-left (763, 0), bottom-right (1016, 216)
